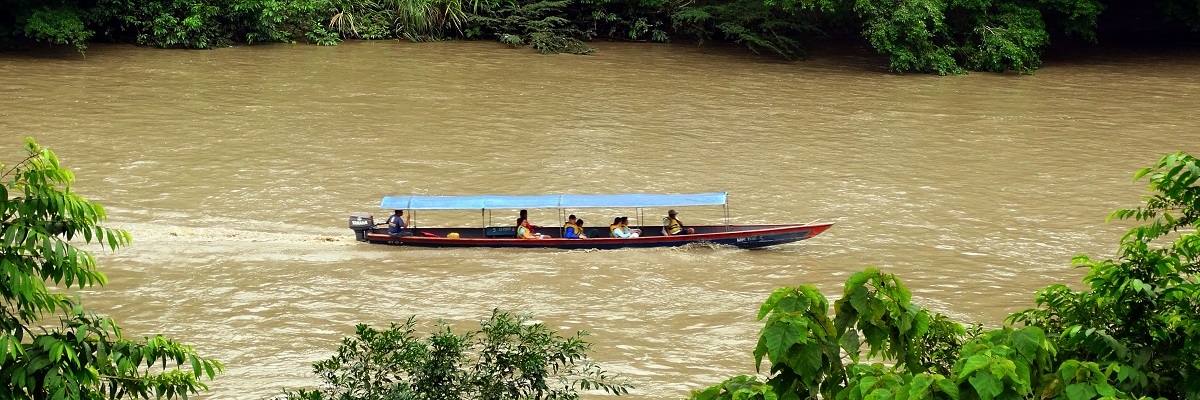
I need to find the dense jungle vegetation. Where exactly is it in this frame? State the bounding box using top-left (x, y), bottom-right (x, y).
top-left (1, 0), bottom-right (1198, 74)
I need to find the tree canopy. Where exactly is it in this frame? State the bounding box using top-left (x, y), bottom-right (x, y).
top-left (280, 309), bottom-right (631, 400)
top-left (1, 0), bottom-right (1197, 73)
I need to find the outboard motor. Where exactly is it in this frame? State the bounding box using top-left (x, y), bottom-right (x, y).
top-left (349, 213), bottom-right (375, 242)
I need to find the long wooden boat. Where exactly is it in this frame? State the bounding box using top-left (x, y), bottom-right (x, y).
top-left (348, 193), bottom-right (832, 249)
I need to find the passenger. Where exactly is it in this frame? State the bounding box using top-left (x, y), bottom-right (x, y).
top-left (621, 217), bottom-right (641, 238)
top-left (609, 217), bottom-right (625, 238)
top-left (563, 214), bottom-right (577, 233)
top-left (612, 217), bottom-right (636, 238)
top-left (517, 217), bottom-right (547, 239)
top-left (386, 209), bottom-right (411, 237)
top-left (518, 209), bottom-right (541, 229)
top-left (663, 209), bottom-right (694, 236)
top-left (564, 216), bottom-right (587, 239)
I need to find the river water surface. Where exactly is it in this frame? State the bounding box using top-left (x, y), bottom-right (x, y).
top-left (1, 41), bottom-right (1197, 398)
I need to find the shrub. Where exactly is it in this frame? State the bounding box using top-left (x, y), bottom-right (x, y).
top-left (280, 309), bottom-right (630, 400)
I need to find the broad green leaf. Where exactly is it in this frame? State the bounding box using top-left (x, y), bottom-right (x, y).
top-left (763, 323), bottom-right (801, 361)
top-left (793, 342), bottom-right (822, 377)
top-left (1065, 383), bottom-right (1097, 400)
top-left (50, 341), bottom-right (64, 362)
top-left (906, 374), bottom-right (933, 399)
top-left (777, 296), bottom-right (807, 314)
top-left (936, 377), bottom-right (959, 399)
top-left (959, 355), bottom-right (991, 379)
top-left (754, 335), bottom-right (767, 371)
top-left (849, 286), bottom-right (871, 314)
top-left (841, 330), bottom-right (862, 363)
top-left (867, 387), bottom-right (895, 400)
top-left (967, 371), bottom-right (1003, 400)
top-left (845, 269), bottom-right (875, 294)
top-left (860, 376), bottom-right (880, 395)
top-left (1010, 328), bottom-right (1040, 361)
top-left (759, 288), bottom-right (792, 320)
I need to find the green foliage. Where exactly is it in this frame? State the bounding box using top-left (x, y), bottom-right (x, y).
top-left (849, 0), bottom-right (1103, 74)
top-left (89, 0), bottom-right (230, 48)
top-left (19, 4), bottom-right (94, 51)
top-left (1156, 0), bottom-right (1200, 31)
top-left (0, 0), bottom-right (1182, 73)
top-left (1009, 151), bottom-right (1200, 399)
top-left (578, 0), bottom-right (674, 42)
top-left (230, 0), bottom-right (326, 44)
top-left (753, 284), bottom-right (845, 398)
top-left (468, 0), bottom-right (597, 54)
top-left (672, 0), bottom-right (835, 61)
top-left (280, 309), bottom-right (630, 400)
top-left (951, 327), bottom-right (1057, 399)
top-left (837, 364), bottom-right (958, 400)
top-left (1, 138), bottom-right (222, 399)
top-left (695, 151), bottom-right (1198, 400)
top-left (690, 375), bottom-right (777, 400)
top-left (834, 268), bottom-right (931, 372)
top-left (305, 23), bottom-right (342, 44)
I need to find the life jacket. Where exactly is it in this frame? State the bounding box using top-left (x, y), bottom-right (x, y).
top-left (609, 224), bottom-right (620, 238)
top-left (517, 225), bottom-right (531, 238)
top-left (664, 217), bottom-right (683, 234)
top-left (563, 223), bottom-right (583, 238)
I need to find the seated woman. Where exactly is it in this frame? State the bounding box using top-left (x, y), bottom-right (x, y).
top-left (611, 217), bottom-right (637, 238)
top-left (620, 217), bottom-right (640, 238)
top-left (517, 217), bottom-right (547, 239)
top-left (609, 217), bottom-right (626, 238)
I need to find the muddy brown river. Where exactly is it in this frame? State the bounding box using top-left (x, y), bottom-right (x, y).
top-left (1, 40), bottom-right (1197, 398)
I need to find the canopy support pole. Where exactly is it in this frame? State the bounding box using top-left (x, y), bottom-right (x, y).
top-left (724, 204), bottom-right (730, 231)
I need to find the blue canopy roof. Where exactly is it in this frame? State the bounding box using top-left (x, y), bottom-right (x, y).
top-left (380, 192), bottom-right (727, 210)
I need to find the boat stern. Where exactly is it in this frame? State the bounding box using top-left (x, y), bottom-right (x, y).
top-left (349, 213), bottom-right (375, 241)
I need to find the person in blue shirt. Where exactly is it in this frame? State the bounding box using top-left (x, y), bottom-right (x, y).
top-left (564, 216), bottom-right (587, 239)
top-left (386, 210), bottom-right (411, 236)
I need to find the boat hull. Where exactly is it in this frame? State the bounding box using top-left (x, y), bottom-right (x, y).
top-left (362, 223), bottom-right (832, 249)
